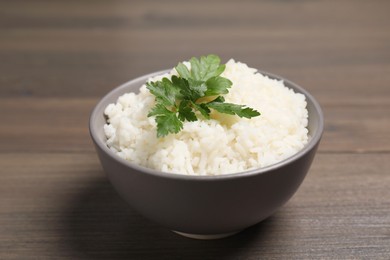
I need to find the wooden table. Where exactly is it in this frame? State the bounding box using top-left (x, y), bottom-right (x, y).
top-left (1, 0), bottom-right (389, 259)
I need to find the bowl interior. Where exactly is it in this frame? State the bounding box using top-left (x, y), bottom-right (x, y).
top-left (90, 70), bottom-right (324, 179)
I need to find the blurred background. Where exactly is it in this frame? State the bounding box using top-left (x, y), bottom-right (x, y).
top-left (2, 0), bottom-right (389, 100)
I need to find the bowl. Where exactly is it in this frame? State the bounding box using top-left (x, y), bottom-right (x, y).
top-left (89, 70), bottom-right (324, 239)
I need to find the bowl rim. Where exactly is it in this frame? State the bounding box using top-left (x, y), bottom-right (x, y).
top-left (90, 69), bottom-right (324, 181)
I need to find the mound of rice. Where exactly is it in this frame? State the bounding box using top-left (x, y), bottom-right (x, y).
top-left (104, 59), bottom-right (309, 176)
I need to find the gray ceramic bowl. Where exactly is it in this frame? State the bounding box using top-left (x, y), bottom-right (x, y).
top-left (89, 70), bottom-right (323, 239)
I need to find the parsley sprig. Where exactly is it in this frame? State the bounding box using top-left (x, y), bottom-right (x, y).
top-left (147, 55), bottom-right (260, 137)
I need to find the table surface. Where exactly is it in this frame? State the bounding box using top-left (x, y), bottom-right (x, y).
top-left (1, 0), bottom-right (389, 259)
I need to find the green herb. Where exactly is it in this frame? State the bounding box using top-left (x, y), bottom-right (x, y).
top-left (147, 54), bottom-right (260, 137)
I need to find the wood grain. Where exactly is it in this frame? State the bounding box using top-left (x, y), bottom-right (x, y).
top-left (0, 0), bottom-right (389, 259)
top-left (0, 153), bottom-right (389, 259)
top-left (1, 0), bottom-right (389, 100)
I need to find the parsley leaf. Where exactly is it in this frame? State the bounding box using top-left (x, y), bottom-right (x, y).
top-left (192, 102), bottom-right (211, 119)
top-left (190, 55), bottom-right (225, 81)
top-left (178, 100), bottom-right (197, 122)
top-left (175, 63), bottom-right (191, 80)
top-left (155, 113), bottom-right (183, 138)
top-left (205, 76), bottom-right (232, 96)
top-left (172, 76), bottom-right (206, 101)
top-left (147, 54), bottom-right (260, 137)
top-left (207, 98), bottom-right (261, 118)
top-left (146, 78), bottom-right (180, 107)
top-left (148, 104), bottom-right (183, 137)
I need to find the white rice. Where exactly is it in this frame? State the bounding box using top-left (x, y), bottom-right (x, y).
top-left (104, 59), bottom-right (309, 176)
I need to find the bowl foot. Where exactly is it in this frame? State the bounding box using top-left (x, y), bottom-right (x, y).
top-left (173, 230), bottom-right (241, 240)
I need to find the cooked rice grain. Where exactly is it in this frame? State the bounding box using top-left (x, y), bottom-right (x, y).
top-left (104, 60), bottom-right (309, 175)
